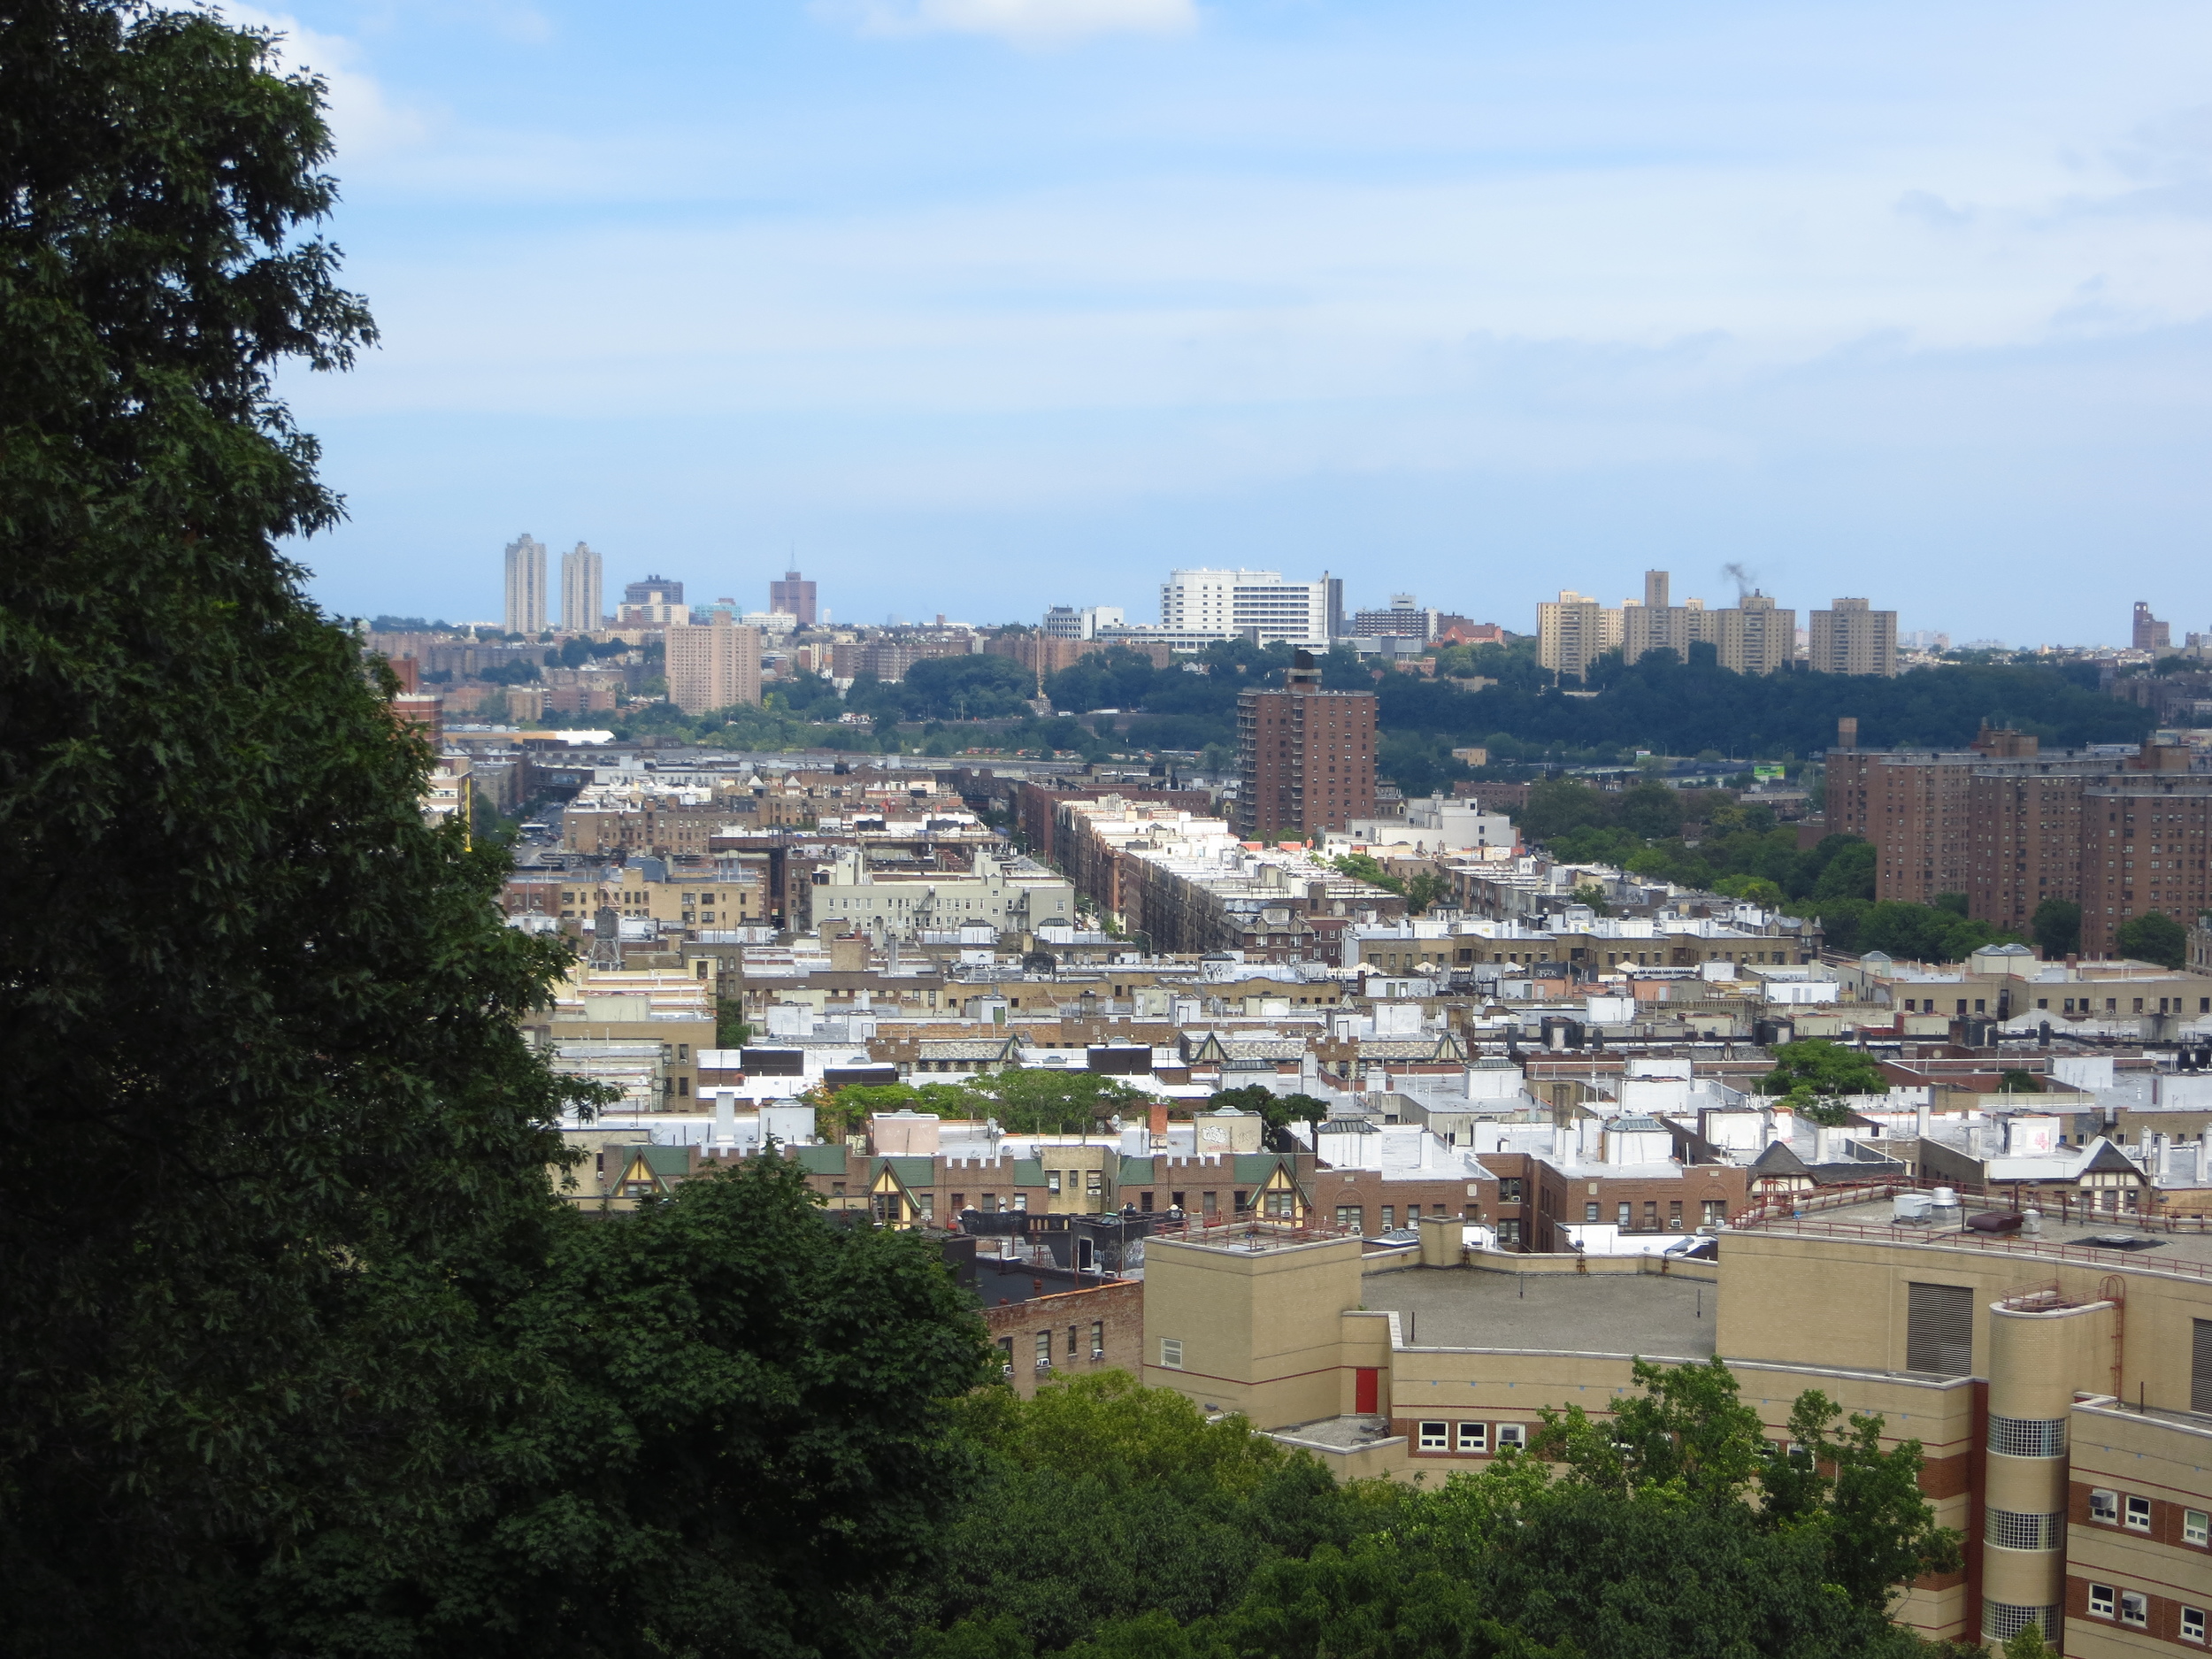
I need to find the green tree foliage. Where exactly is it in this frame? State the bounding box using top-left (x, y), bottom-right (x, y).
top-left (1758, 1040), bottom-right (1891, 1101)
top-left (0, 4), bottom-right (579, 1641)
top-left (974, 1359), bottom-right (1958, 1659)
top-left (2118, 910), bottom-right (2188, 970)
top-left (833, 1068), bottom-right (1152, 1134)
top-left (265, 1156), bottom-right (994, 1656)
top-left (899, 1374), bottom-right (1386, 1658)
top-left (1330, 853), bottom-right (1447, 914)
top-left (1209, 1084), bottom-right (1330, 1133)
top-left (2031, 897), bottom-right (2081, 959)
top-left (0, 11), bottom-right (994, 1649)
top-left (716, 996), bottom-right (752, 1048)
top-left (1047, 646), bottom-right (2151, 775)
top-left (1801, 896), bottom-right (2024, 962)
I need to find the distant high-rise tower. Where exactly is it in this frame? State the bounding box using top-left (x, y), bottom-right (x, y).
top-left (665, 613), bottom-right (763, 715)
top-left (503, 534), bottom-right (547, 636)
top-left (624, 575), bottom-right (684, 607)
top-left (2134, 602), bottom-right (2171, 652)
top-left (1808, 597), bottom-right (1898, 677)
top-left (1235, 652), bottom-right (1377, 840)
top-left (1537, 590), bottom-right (1621, 679)
top-left (770, 569), bottom-right (818, 626)
top-left (560, 541), bottom-right (603, 633)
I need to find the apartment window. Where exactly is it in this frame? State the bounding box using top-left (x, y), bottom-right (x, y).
top-left (1089, 1322), bottom-right (1104, 1360)
top-left (1586, 1202), bottom-right (1601, 1222)
top-left (2194, 1320), bottom-right (2212, 1413)
top-left (2185, 1606), bottom-right (2208, 1643)
top-left (1498, 1220), bottom-right (1521, 1246)
top-left (2121, 1591), bottom-right (2149, 1628)
top-left (1417, 1421), bottom-right (1449, 1451)
top-left (1381, 1206), bottom-right (1396, 1231)
top-left (1047, 1171), bottom-right (1062, 1194)
top-left (1337, 1204), bottom-right (1363, 1234)
top-left (1617, 1201), bottom-right (1632, 1227)
top-left (2125, 1494), bottom-right (2153, 1532)
top-left (1171, 1191), bottom-right (1186, 1210)
top-left (1703, 1199), bottom-right (1728, 1225)
top-left (1158, 1338), bottom-right (1183, 1370)
top-left (1087, 1170), bottom-right (1103, 1197)
top-left (1455, 1422), bottom-right (1488, 1453)
top-left (1012, 1193), bottom-right (1028, 1211)
top-left (1202, 1192), bottom-right (1217, 1215)
top-left (1499, 1178), bottom-right (1523, 1202)
top-left (2188, 1509), bottom-right (2210, 1548)
top-left (2090, 1489), bottom-right (2120, 1524)
top-left (2087, 1584), bottom-right (2116, 1619)
top-left (1643, 1201), bottom-right (1659, 1230)
top-left (1494, 1423), bottom-right (1527, 1450)
top-left (1668, 1201), bottom-right (1684, 1230)
top-left (1140, 1191), bottom-right (1155, 1212)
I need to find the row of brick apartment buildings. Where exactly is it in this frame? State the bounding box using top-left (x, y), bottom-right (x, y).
top-left (580, 1118), bottom-right (1755, 1256)
top-left (1826, 723), bottom-right (2212, 955)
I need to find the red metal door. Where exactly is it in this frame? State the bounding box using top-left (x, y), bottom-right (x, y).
top-left (1355, 1367), bottom-right (1379, 1414)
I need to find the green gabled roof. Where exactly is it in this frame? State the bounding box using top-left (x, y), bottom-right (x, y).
top-left (1119, 1156), bottom-right (1156, 1184)
top-left (875, 1156), bottom-right (937, 1188)
top-left (793, 1144), bottom-right (849, 1176)
top-left (631, 1145), bottom-right (690, 1177)
top-left (1012, 1157), bottom-right (1047, 1187)
top-left (1232, 1153), bottom-right (1287, 1182)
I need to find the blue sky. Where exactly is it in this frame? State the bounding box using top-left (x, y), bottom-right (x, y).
top-left (253, 0), bottom-right (2212, 644)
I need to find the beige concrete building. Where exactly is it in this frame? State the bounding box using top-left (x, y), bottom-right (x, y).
top-left (665, 612), bottom-right (762, 715)
top-left (1717, 590), bottom-right (1796, 674)
top-left (1536, 590), bottom-right (1622, 680)
top-left (1809, 596), bottom-right (1899, 677)
top-left (1141, 1193), bottom-right (2212, 1648)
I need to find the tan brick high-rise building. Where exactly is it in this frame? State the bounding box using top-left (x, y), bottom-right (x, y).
top-left (665, 613), bottom-right (762, 715)
top-left (1717, 591), bottom-right (1795, 674)
top-left (1809, 597), bottom-right (1897, 677)
top-left (1536, 590), bottom-right (1622, 680)
top-left (1236, 655), bottom-right (1376, 841)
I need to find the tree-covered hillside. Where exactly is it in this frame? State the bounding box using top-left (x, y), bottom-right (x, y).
top-left (1043, 644), bottom-right (2149, 789)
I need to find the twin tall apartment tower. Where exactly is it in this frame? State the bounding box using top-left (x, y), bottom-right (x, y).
top-left (503, 534), bottom-right (602, 635)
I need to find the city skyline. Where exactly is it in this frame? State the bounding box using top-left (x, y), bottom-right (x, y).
top-left (440, 540), bottom-right (2177, 657)
top-left (262, 0), bottom-right (2212, 645)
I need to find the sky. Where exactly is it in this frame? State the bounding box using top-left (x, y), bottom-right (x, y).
top-left (250, 0), bottom-right (2212, 645)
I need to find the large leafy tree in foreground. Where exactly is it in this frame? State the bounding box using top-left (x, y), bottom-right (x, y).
top-left (0, 0), bottom-right (572, 1642)
top-left (0, 5), bottom-right (989, 1653)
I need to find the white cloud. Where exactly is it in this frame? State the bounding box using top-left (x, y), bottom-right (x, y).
top-left (827, 0), bottom-right (1198, 47)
